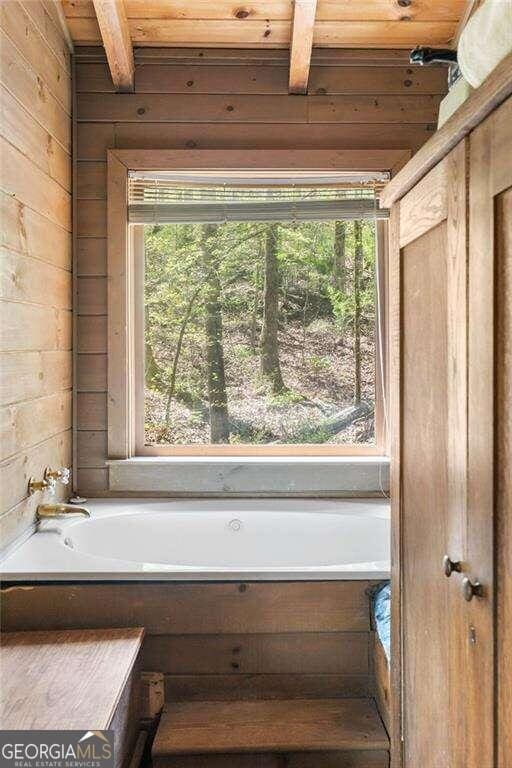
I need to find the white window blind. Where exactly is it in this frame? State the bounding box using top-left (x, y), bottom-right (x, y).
top-left (128, 171), bottom-right (390, 224)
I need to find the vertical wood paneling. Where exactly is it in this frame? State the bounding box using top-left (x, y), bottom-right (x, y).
top-left (0, 1), bottom-right (72, 553)
top-left (74, 48), bottom-right (444, 492)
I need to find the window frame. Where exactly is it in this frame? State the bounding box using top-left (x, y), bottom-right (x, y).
top-left (107, 149), bottom-right (397, 460)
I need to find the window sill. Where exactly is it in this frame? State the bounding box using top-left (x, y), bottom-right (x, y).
top-left (107, 455), bottom-right (390, 496)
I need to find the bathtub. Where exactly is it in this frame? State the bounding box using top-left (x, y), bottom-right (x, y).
top-left (0, 498), bottom-right (390, 582)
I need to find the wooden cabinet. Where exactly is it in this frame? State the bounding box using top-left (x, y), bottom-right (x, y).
top-left (0, 629), bottom-right (144, 768)
top-left (384, 94), bottom-right (512, 768)
top-left (471, 96), bottom-right (512, 768)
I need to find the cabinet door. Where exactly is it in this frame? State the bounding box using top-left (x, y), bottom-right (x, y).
top-left (470, 95), bottom-right (512, 768)
top-left (390, 139), bottom-right (494, 768)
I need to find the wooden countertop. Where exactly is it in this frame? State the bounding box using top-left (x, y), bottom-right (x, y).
top-left (0, 628), bottom-right (144, 730)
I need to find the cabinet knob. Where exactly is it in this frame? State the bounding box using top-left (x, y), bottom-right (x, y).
top-left (443, 555), bottom-right (461, 577)
top-left (462, 577), bottom-right (484, 602)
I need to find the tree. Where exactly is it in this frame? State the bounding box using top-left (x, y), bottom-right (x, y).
top-left (165, 283), bottom-right (203, 423)
top-left (202, 224), bottom-right (230, 442)
top-left (260, 222), bottom-right (285, 393)
top-left (353, 219), bottom-right (363, 404)
top-left (333, 220), bottom-right (347, 294)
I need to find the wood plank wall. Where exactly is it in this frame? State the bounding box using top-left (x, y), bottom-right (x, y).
top-left (0, 1), bottom-right (72, 552)
top-left (2, 580), bottom-right (378, 703)
top-left (75, 47), bottom-right (446, 493)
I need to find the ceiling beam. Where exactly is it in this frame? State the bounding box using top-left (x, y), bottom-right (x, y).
top-left (92, 0), bottom-right (134, 92)
top-left (289, 0), bottom-right (318, 95)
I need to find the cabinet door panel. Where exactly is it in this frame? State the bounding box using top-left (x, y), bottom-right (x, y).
top-left (399, 141), bottom-right (470, 768)
top-left (470, 95), bottom-right (512, 768)
top-left (401, 221), bottom-right (451, 765)
top-left (393, 137), bottom-right (495, 768)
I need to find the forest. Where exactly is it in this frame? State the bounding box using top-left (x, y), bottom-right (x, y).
top-left (143, 216), bottom-right (377, 446)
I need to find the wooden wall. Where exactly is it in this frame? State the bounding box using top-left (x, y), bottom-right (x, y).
top-left (2, 580), bottom-right (378, 703)
top-left (75, 47), bottom-right (446, 493)
top-left (0, 1), bottom-right (72, 552)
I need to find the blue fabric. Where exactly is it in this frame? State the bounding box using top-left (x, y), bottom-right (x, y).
top-left (373, 581), bottom-right (391, 662)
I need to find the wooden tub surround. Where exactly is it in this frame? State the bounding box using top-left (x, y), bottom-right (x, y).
top-left (0, 628), bottom-right (144, 768)
top-left (1, 580), bottom-right (390, 767)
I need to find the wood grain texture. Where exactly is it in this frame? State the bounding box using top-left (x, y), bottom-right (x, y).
top-left (387, 202), bottom-right (401, 768)
top-left (143, 632), bottom-right (369, 675)
top-left (153, 752), bottom-right (389, 768)
top-left (391, 127), bottom-right (506, 767)
top-left (0, 0), bottom-right (71, 112)
top-left (0, 350), bottom-right (71, 407)
top-left (401, 217), bottom-right (451, 766)
top-left (373, 635), bottom-right (390, 735)
top-left (74, 48), bottom-right (443, 484)
top-left (496, 186), bottom-right (512, 768)
top-left (77, 123), bottom-right (435, 159)
top-left (0, 84), bottom-right (71, 191)
top-left (107, 151), bottom-right (133, 459)
top-left (289, 0), bottom-right (317, 95)
top-left (150, 756), bottom-right (281, 768)
top-left (0, 628), bottom-right (143, 730)
top-left (152, 698), bottom-right (388, 755)
top-left (74, 63), bottom-right (446, 96)
top-left (380, 52), bottom-right (512, 207)
top-left (1, 581), bottom-right (374, 634)
top-left (0, 31), bottom-right (71, 152)
top-left (163, 673), bottom-right (372, 703)
top-left (0, 390), bottom-right (72, 462)
top-left (77, 353), bottom-right (107, 391)
top-left (0, 1), bottom-right (71, 551)
top-left (92, 0), bottom-right (134, 91)
top-left (1, 137), bottom-right (71, 229)
top-left (0, 192), bottom-right (71, 271)
top-left (63, 1), bottom-right (467, 23)
top-left (65, 17), bottom-right (459, 49)
top-left (468, 96), bottom-right (512, 768)
top-left (0, 429), bottom-right (72, 514)
top-left (77, 92), bottom-right (439, 123)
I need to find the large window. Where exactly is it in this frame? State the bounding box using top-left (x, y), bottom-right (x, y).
top-left (130, 173), bottom-right (388, 454)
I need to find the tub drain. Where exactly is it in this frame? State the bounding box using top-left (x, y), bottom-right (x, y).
top-left (229, 518), bottom-right (242, 532)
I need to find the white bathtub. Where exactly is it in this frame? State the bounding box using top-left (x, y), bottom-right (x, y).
top-left (0, 498), bottom-right (390, 581)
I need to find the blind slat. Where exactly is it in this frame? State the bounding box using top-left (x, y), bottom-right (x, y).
top-left (129, 198), bottom-right (388, 224)
top-left (128, 172), bottom-right (389, 225)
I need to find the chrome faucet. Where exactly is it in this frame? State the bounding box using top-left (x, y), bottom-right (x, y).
top-left (37, 503), bottom-right (90, 519)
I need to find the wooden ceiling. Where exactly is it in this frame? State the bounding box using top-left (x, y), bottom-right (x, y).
top-left (61, 0), bottom-right (471, 93)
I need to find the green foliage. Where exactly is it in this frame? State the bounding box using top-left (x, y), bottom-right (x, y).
top-left (269, 389), bottom-right (305, 406)
top-left (143, 215), bottom-right (377, 446)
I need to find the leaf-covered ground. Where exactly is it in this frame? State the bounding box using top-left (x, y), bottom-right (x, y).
top-left (145, 318), bottom-right (375, 446)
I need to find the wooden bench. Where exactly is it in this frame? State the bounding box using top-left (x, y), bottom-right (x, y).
top-left (0, 628), bottom-right (144, 768)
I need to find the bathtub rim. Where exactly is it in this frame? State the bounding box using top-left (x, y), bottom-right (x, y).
top-left (0, 497), bottom-right (390, 583)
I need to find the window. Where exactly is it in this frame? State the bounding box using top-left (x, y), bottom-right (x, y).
top-left (106, 151), bottom-right (391, 463)
top-left (129, 172), bottom-right (388, 455)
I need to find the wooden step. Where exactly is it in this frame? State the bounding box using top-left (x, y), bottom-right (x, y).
top-left (152, 698), bottom-right (389, 763)
top-left (153, 751), bottom-right (389, 768)
top-left (152, 751), bottom-right (390, 768)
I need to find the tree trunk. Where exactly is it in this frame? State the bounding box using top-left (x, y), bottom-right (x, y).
top-left (145, 342), bottom-right (160, 390)
top-left (145, 305), bottom-right (162, 391)
top-left (202, 224), bottom-right (230, 443)
top-left (249, 261), bottom-right (261, 352)
top-left (353, 220), bottom-right (363, 404)
top-left (165, 284), bottom-right (203, 424)
top-left (260, 223), bottom-right (285, 393)
top-left (333, 220), bottom-right (347, 293)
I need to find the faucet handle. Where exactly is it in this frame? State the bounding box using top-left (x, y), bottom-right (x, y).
top-left (28, 475), bottom-right (56, 495)
top-left (44, 466), bottom-right (71, 485)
